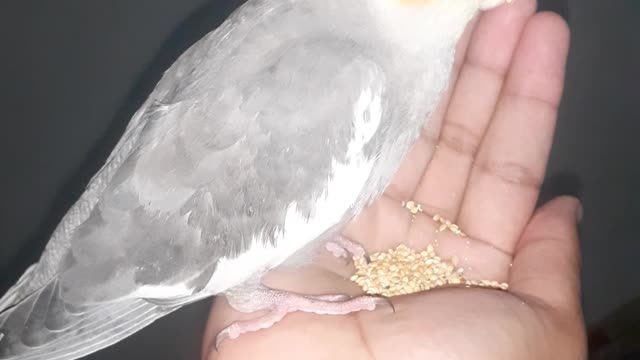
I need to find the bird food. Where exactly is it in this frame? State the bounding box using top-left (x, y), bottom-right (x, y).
top-left (350, 244), bottom-right (508, 297)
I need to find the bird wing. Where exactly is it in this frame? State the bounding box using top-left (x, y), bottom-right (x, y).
top-left (0, 1), bottom-right (391, 359)
top-left (59, 34), bottom-right (388, 305)
top-left (0, 0), bottom-right (278, 312)
top-left (0, 281), bottom-right (175, 360)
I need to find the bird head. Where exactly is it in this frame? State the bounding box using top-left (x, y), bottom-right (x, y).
top-left (368, 0), bottom-right (511, 54)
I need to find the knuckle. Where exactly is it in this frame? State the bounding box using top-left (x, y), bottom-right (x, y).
top-left (438, 121), bottom-right (482, 158)
top-left (476, 160), bottom-right (543, 189)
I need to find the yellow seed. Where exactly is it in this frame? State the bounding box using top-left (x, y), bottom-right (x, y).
top-left (350, 243), bottom-right (509, 298)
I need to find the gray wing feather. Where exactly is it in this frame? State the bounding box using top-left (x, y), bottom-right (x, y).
top-left (0, 279), bottom-right (177, 360)
top-left (58, 28), bottom-right (386, 305)
top-left (0, 0), bottom-right (281, 311)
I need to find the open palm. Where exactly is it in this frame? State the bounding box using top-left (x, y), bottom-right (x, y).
top-left (203, 1), bottom-right (586, 359)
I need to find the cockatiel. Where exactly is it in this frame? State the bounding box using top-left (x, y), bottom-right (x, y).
top-left (0, 0), bottom-right (509, 358)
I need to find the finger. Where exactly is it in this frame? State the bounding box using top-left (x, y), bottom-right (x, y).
top-left (411, 0), bottom-right (536, 220)
top-left (350, 16), bottom-right (480, 251)
top-left (458, 13), bottom-right (571, 253)
top-left (385, 16), bottom-right (477, 201)
top-left (509, 196), bottom-right (582, 313)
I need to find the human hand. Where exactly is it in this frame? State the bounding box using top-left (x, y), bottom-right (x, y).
top-left (202, 1), bottom-right (586, 359)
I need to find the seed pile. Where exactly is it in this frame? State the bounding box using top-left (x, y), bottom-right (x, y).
top-left (350, 244), bottom-right (508, 297)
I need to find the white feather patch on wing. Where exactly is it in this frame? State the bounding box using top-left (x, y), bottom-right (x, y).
top-left (204, 86), bottom-right (383, 294)
top-left (134, 282), bottom-right (193, 299)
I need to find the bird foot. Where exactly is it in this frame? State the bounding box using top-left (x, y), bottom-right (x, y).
top-left (324, 236), bottom-right (368, 260)
top-left (215, 289), bottom-right (389, 349)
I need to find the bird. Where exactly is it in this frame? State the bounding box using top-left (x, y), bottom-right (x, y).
top-left (0, 0), bottom-right (509, 359)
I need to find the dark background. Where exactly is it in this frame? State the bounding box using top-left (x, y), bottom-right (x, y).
top-left (0, 0), bottom-right (638, 359)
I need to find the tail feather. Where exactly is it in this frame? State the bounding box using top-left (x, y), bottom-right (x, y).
top-left (0, 265), bottom-right (39, 313)
top-left (0, 280), bottom-right (179, 360)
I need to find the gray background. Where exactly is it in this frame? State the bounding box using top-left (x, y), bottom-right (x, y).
top-left (0, 0), bottom-right (638, 358)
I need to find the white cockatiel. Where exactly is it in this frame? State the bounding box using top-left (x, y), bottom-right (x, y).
top-left (0, 0), bottom-right (509, 358)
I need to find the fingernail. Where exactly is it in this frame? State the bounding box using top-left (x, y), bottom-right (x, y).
top-left (537, 0), bottom-right (571, 23)
top-left (576, 201), bottom-right (583, 223)
top-left (537, 173), bottom-right (583, 209)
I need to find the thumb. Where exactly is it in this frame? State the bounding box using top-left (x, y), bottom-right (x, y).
top-left (509, 195), bottom-right (582, 312)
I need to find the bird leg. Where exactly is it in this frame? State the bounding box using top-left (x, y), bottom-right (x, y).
top-left (324, 235), bottom-right (368, 260)
top-left (215, 287), bottom-right (389, 349)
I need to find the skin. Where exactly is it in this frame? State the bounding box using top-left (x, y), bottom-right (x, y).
top-left (203, 1), bottom-right (587, 359)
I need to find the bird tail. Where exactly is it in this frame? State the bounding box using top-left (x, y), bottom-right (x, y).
top-left (0, 264), bottom-right (42, 314)
top-left (0, 279), bottom-right (177, 360)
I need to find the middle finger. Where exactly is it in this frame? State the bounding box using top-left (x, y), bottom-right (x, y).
top-left (411, 0), bottom-right (536, 221)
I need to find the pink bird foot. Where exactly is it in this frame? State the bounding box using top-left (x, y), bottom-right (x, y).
top-left (215, 288), bottom-right (390, 349)
top-left (324, 236), bottom-right (368, 260)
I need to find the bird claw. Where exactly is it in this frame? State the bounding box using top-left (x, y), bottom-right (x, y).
top-left (213, 289), bottom-right (388, 350)
top-left (324, 236), bottom-right (369, 262)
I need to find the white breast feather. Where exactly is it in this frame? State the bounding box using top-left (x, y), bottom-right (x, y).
top-left (205, 86), bottom-right (383, 294)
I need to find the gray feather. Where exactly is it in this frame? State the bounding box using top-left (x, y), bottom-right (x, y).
top-left (58, 12), bottom-right (394, 306)
top-left (0, 0), bottom-right (276, 311)
top-left (0, 280), bottom-right (178, 360)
